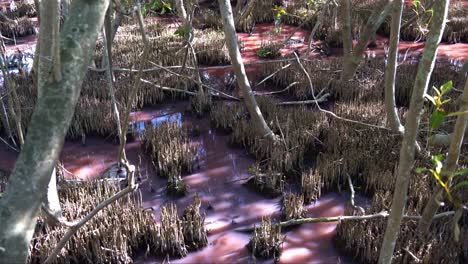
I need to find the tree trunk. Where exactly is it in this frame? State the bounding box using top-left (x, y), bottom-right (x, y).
top-left (384, 0), bottom-right (404, 134)
top-left (341, 0), bottom-right (392, 81)
top-left (218, 0), bottom-right (275, 139)
top-left (37, 0), bottom-right (60, 98)
top-left (0, 0), bottom-right (110, 262)
top-left (378, 1), bottom-right (449, 263)
top-left (175, 0), bottom-right (188, 22)
top-left (340, 0), bottom-right (352, 65)
top-left (417, 76), bottom-right (468, 234)
top-left (36, 0), bottom-right (64, 224)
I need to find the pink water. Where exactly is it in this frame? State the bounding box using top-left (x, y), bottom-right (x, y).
top-left (0, 101), bottom-right (355, 263)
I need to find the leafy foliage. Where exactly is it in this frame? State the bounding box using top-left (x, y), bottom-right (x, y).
top-left (142, 0), bottom-right (172, 17)
top-left (425, 81), bottom-right (453, 130)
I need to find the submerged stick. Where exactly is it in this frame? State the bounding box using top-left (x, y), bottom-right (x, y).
top-left (236, 211), bottom-right (455, 232)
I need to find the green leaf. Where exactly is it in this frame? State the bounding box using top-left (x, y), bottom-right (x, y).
top-left (429, 110), bottom-right (446, 130)
top-left (415, 167), bottom-right (428, 174)
top-left (452, 181), bottom-right (468, 190)
top-left (441, 99), bottom-right (451, 105)
top-left (440, 80), bottom-right (453, 95)
top-left (452, 168), bottom-right (468, 177)
top-left (174, 26), bottom-right (191, 38)
top-left (447, 111), bottom-right (468, 117)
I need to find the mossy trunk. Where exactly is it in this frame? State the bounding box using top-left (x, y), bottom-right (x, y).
top-left (0, 0), bottom-right (110, 262)
top-left (378, 1), bottom-right (449, 263)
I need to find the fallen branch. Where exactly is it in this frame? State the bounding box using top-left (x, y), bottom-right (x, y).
top-left (293, 52), bottom-right (391, 131)
top-left (140, 78), bottom-right (197, 95)
top-left (89, 57), bottom-right (324, 73)
top-left (255, 82), bottom-right (299, 96)
top-left (277, 93), bottom-right (330, 105)
top-left (236, 210), bottom-right (455, 232)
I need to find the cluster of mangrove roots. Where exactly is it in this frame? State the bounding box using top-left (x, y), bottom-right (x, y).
top-left (336, 191), bottom-right (466, 263)
top-left (248, 217), bottom-right (283, 261)
top-left (246, 164), bottom-right (285, 197)
top-left (142, 121), bottom-right (198, 196)
top-left (29, 182), bottom-right (208, 263)
top-left (281, 193), bottom-right (305, 221)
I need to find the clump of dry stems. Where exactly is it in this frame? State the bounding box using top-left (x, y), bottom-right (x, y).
top-left (248, 217), bottom-right (283, 261)
top-left (142, 121), bottom-right (198, 195)
top-left (281, 193), bottom-right (305, 221)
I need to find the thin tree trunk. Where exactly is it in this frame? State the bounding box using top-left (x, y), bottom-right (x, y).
top-left (117, 3), bottom-right (150, 163)
top-left (218, 0), bottom-right (275, 139)
top-left (384, 0), bottom-right (404, 134)
top-left (378, 1), bottom-right (449, 263)
top-left (418, 76), bottom-right (468, 234)
top-left (340, 0), bottom-right (352, 65)
top-left (341, 0), bottom-right (392, 81)
top-left (0, 1), bottom-right (110, 262)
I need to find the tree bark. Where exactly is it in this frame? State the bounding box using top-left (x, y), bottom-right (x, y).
top-left (36, 0), bottom-right (64, 225)
top-left (418, 76), bottom-right (468, 234)
top-left (340, 0), bottom-right (352, 65)
top-left (218, 0), bottom-right (275, 139)
top-left (0, 0), bottom-right (110, 262)
top-left (341, 0), bottom-right (392, 81)
top-left (37, 0), bottom-right (61, 98)
top-left (378, 1), bottom-right (449, 263)
top-left (384, 0), bottom-right (404, 134)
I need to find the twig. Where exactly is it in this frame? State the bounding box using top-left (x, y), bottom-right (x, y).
top-left (346, 173), bottom-right (365, 214)
top-left (140, 78), bottom-right (197, 95)
top-left (277, 93), bottom-right (330, 105)
top-left (403, 247), bottom-right (422, 263)
top-left (255, 82), bottom-right (299, 96)
top-left (254, 63), bottom-right (292, 88)
top-left (0, 136), bottom-right (18, 152)
top-left (147, 61), bottom-right (240, 100)
top-left (293, 52), bottom-right (390, 131)
top-left (117, 2), bottom-right (150, 163)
